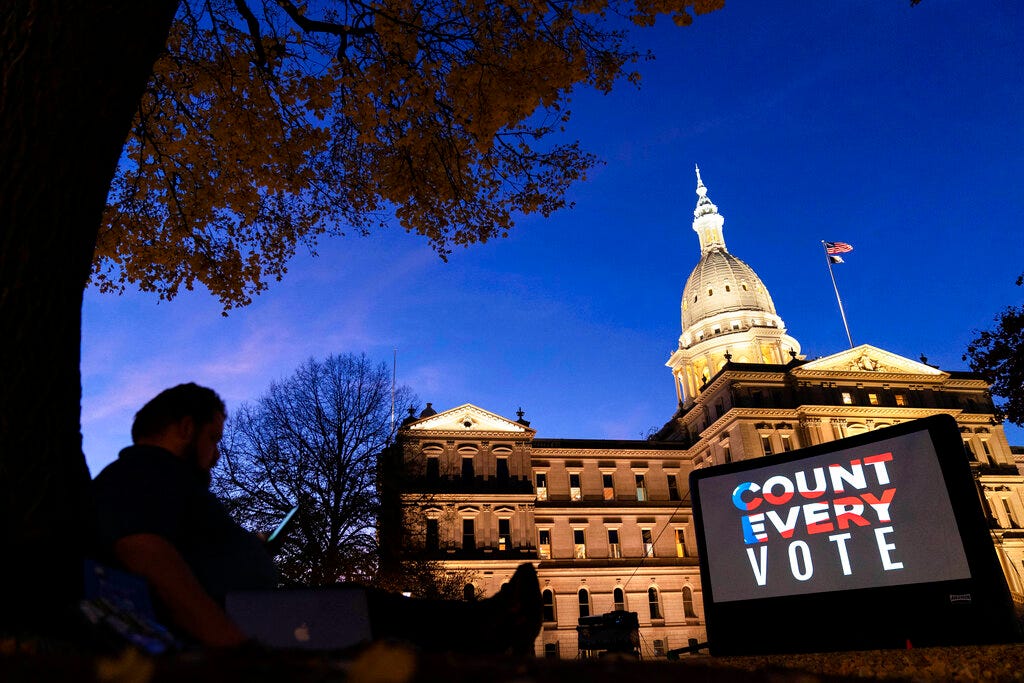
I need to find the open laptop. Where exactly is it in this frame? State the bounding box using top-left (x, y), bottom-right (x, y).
top-left (225, 587), bottom-right (373, 650)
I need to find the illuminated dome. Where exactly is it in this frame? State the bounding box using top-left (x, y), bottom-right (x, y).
top-left (679, 167), bottom-right (780, 336)
top-left (681, 249), bottom-right (777, 331)
top-left (667, 167), bottom-right (801, 406)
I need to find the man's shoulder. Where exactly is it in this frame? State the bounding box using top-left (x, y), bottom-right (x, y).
top-left (94, 446), bottom-right (187, 489)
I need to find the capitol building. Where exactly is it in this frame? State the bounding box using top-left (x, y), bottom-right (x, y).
top-left (380, 170), bottom-right (1024, 658)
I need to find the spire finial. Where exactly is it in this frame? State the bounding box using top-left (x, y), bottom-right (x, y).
top-left (691, 164), bottom-right (725, 254)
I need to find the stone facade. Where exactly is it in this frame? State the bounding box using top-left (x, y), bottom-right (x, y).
top-left (378, 170), bottom-right (1024, 658)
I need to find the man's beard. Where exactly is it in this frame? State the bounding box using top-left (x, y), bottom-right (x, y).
top-left (182, 439), bottom-right (212, 488)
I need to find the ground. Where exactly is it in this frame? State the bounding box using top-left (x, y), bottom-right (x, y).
top-left (4, 641), bottom-right (1024, 682)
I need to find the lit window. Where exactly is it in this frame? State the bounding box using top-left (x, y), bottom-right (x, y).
top-left (536, 472), bottom-right (548, 501)
top-left (1003, 499), bottom-right (1019, 528)
top-left (675, 529), bottom-right (687, 558)
top-left (573, 529), bottom-right (587, 558)
top-left (841, 392), bottom-right (853, 405)
top-left (635, 474), bottom-right (648, 501)
top-left (613, 587), bottom-right (625, 612)
top-left (761, 435), bottom-right (773, 455)
top-left (964, 441), bottom-right (976, 461)
top-left (648, 587), bottom-right (662, 619)
top-left (895, 393), bottom-right (907, 406)
top-left (569, 473), bottom-right (582, 501)
top-left (642, 528), bottom-right (654, 557)
top-left (608, 529), bottom-right (621, 558)
top-left (667, 475), bottom-right (680, 501)
top-left (538, 529), bottom-right (551, 559)
top-left (578, 589), bottom-right (591, 618)
top-left (602, 473), bottom-right (615, 501)
top-left (498, 518), bottom-right (511, 551)
top-left (542, 589), bottom-right (556, 622)
top-left (682, 586), bottom-right (697, 618)
top-left (868, 393), bottom-right (879, 406)
top-left (781, 435), bottom-right (793, 452)
top-left (462, 518), bottom-right (475, 550)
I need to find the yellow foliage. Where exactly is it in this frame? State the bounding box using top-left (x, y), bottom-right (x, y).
top-left (94, 0), bottom-right (721, 311)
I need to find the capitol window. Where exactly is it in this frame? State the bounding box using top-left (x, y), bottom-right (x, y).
top-left (607, 529), bottom-right (622, 558)
top-left (573, 529), bottom-right (587, 558)
top-left (648, 587), bottom-right (663, 620)
top-left (841, 392), bottom-right (853, 405)
top-left (578, 589), bottom-right (591, 618)
top-left (542, 589), bottom-right (556, 622)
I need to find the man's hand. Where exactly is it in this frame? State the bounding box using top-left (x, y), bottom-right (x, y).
top-left (114, 533), bottom-right (249, 647)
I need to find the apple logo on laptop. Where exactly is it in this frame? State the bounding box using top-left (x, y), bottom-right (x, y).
top-left (294, 622), bottom-right (311, 643)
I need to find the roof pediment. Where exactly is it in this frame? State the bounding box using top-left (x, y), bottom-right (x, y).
top-left (406, 403), bottom-right (534, 435)
top-left (793, 344), bottom-right (946, 378)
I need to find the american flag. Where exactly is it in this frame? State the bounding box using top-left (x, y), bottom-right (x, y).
top-left (824, 241), bottom-right (853, 255)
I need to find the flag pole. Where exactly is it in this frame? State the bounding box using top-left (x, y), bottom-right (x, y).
top-left (822, 241), bottom-right (854, 349)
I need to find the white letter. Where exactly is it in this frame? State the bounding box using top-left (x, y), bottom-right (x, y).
top-left (828, 533), bottom-right (853, 576)
top-left (765, 506), bottom-right (801, 538)
top-left (746, 546), bottom-right (768, 586)
top-left (788, 541), bottom-right (814, 581)
top-left (875, 526), bottom-right (903, 570)
top-left (829, 461), bottom-right (867, 492)
top-left (762, 475), bottom-right (795, 505)
top-left (795, 467), bottom-right (827, 498)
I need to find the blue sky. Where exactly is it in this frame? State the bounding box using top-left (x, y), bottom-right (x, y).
top-left (82, 0), bottom-right (1024, 475)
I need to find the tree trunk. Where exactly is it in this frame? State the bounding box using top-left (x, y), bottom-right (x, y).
top-left (0, 0), bottom-right (179, 634)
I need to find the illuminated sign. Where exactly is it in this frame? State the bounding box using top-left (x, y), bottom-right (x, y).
top-left (691, 415), bottom-right (1020, 655)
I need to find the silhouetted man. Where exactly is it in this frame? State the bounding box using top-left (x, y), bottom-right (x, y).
top-left (93, 383), bottom-right (540, 652)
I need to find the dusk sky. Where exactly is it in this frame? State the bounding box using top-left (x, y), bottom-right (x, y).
top-left (82, 0), bottom-right (1024, 475)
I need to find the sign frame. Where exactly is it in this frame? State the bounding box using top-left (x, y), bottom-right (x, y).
top-left (689, 414), bottom-right (1021, 655)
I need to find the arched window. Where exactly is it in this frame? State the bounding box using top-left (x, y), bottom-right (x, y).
top-left (682, 586), bottom-right (696, 618)
top-left (648, 587), bottom-right (662, 619)
top-left (578, 588), bottom-right (591, 618)
top-left (463, 583), bottom-right (476, 601)
top-left (613, 587), bottom-right (625, 611)
top-left (542, 589), bottom-right (556, 622)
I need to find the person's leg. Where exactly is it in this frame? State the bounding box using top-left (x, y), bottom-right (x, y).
top-left (365, 563), bottom-right (541, 655)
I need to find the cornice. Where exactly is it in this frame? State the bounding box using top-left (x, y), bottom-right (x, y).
top-left (794, 406), bottom-right (961, 421)
top-left (403, 430), bottom-right (533, 442)
top-left (530, 447), bottom-right (687, 459)
top-left (790, 369), bottom-right (947, 383)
